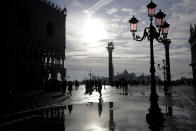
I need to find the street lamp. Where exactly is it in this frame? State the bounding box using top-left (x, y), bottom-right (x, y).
top-left (129, 15), bottom-right (139, 32)
top-left (147, 0), bottom-right (156, 17)
top-left (155, 10), bottom-right (166, 28)
top-left (129, 0), bottom-right (170, 125)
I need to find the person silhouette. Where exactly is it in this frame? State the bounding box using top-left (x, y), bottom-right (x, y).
top-left (98, 97), bottom-right (103, 117)
top-left (68, 104), bottom-right (73, 114)
top-left (67, 81), bottom-right (73, 95)
top-left (97, 79), bottom-right (102, 96)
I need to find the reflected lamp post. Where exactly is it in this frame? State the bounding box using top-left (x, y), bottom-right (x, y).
top-left (157, 59), bottom-right (167, 91)
top-left (129, 0), bottom-right (171, 125)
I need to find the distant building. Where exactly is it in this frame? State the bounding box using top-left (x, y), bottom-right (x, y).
top-left (189, 24), bottom-right (196, 85)
top-left (114, 69), bottom-right (137, 81)
top-left (3, 0), bottom-right (67, 92)
top-left (114, 70), bottom-right (161, 85)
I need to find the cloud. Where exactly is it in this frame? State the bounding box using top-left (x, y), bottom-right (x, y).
top-left (106, 8), bottom-right (117, 15)
top-left (72, 0), bottom-right (83, 8)
top-left (88, 0), bottom-right (114, 13)
top-left (138, 5), bottom-right (146, 14)
top-left (122, 8), bottom-right (132, 12)
top-left (111, 18), bottom-right (120, 22)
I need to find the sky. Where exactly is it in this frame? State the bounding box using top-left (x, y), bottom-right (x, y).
top-left (50, 0), bottom-right (196, 81)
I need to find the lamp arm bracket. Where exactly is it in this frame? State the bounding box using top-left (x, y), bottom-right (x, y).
top-left (132, 27), bottom-right (149, 41)
top-left (156, 37), bottom-right (164, 43)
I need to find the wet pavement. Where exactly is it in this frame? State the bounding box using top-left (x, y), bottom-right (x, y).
top-left (1, 85), bottom-right (196, 131)
top-left (57, 85), bottom-right (196, 131)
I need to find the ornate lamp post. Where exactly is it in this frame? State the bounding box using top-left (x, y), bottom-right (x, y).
top-left (129, 0), bottom-right (170, 125)
top-left (163, 39), bottom-right (171, 88)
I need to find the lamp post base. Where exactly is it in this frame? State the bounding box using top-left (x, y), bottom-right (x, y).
top-left (146, 108), bottom-right (164, 125)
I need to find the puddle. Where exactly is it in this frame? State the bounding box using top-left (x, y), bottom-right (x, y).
top-left (64, 101), bottom-right (150, 131)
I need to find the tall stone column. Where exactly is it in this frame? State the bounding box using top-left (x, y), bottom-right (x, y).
top-left (107, 42), bottom-right (114, 83)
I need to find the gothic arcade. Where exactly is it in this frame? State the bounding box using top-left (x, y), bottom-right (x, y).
top-left (3, 0), bottom-right (67, 91)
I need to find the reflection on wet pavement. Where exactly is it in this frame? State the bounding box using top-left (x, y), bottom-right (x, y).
top-left (64, 100), bottom-right (151, 131)
top-left (2, 85), bottom-right (196, 131)
top-left (62, 85), bottom-right (153, 131)
top-left (59, 85), bottom-right (196, 131)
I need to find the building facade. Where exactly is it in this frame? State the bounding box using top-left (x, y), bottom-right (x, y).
top-left (2, 0), bottom-right (67, 92)
top-left (189, 24), bottom-right (196, 85)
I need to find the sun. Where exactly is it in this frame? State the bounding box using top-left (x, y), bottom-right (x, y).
top-left (81, 17), bottom-right (108, 43)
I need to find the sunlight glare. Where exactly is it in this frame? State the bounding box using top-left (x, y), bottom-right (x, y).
top-left (90, 124), bottom-right (105, 131)
top-left (81, 17), bottom-right (108, 44)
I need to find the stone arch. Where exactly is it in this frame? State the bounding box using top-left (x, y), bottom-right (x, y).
top-left (60, 58), bottom-right (63, 65)
top-left (57, 72), bottom-right (62, 81)
top-left (55, 57), bottom-right (60, 65)
top-left (44, 56), bottom-right (48, 64)
top-left (50, 69), bottom-right (57, 80)
top-left (43, 50), bottom-right (49, 64)
top-left (48, 72), bottom-right (52, 80)
top-left (51, 51), bottom-right (55, 65)
top-left (59, 55), bottom-right (65, 66)
top-left (48, 51), bottom-right (53, 64)
top-left (49, 56), bottom-right (52, 64)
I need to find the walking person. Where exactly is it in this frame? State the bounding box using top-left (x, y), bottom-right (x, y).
top-left (68, 105), bottom-right (73, 114)
top-left (67, 81), bottom-right (73, 96)
top-left (98, 97), bottom-right (103, 116)
top-left (98, 79), bottom-right (102, 96)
